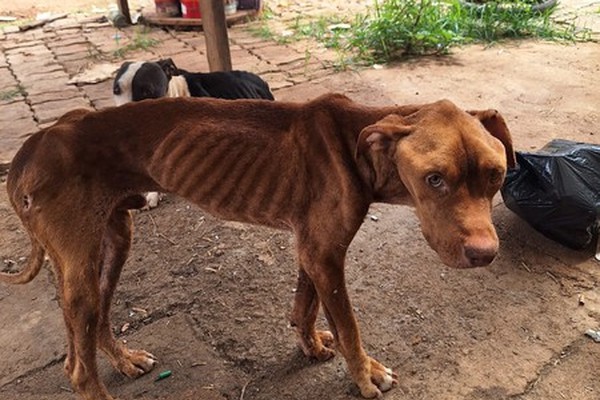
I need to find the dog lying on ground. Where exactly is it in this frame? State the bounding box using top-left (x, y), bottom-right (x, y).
top-left (113, 58), bottom-right (274, 105)
top-left (113, 58), bottom-right (275, 208)
top-left (2, 93), bottom-right (515, 400)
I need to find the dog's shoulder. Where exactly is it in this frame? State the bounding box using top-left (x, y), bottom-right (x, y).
top-left (55, 108), bottom-right (93, 124)
top-left (306, 93), bottom-right (355, 111)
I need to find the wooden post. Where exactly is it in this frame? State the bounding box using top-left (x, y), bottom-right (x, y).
top-left (199, 0), bottom-right (233, 72)
top-left (116, 0), bottom-right (132, 25)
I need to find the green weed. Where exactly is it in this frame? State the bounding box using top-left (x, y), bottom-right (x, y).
top-left (0, 85), bottom-right (26, 101)
top-left (113, 28), bottom-right (160, 58)
top-left (260, 0), bottom-right (592, 65)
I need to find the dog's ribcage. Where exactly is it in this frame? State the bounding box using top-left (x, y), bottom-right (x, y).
top-left (147, 106), bottom-right (345, 230)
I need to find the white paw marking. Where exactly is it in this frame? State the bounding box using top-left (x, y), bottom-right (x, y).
top-left (378, 373), bottom-right (394, 392)
top-left (145, 192), bottom-right (160, 208)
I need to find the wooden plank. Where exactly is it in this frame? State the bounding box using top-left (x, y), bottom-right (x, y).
top-left (141, 9), bottom-right (257, 27)
top-left (199, 0), bottom-right (232, 72)
top-left (116, 0), bottom-right (132, 25)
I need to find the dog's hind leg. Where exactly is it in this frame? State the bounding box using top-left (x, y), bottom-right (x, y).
top-left (290, 268), bottom-right (336, 361)
top-left (97, 196), bottom-right (157, 378)
top-left (57, 237), bottom-right (114, 400)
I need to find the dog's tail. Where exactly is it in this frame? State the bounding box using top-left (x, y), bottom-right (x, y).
top-left (0, 234), bottom-right (45, 284)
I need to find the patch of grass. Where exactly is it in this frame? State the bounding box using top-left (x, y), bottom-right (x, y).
top-left (360, 0), bottom-right (591, 62)
top-left (0, 85), bottom-right (26, 101)
top-left (261, 0), bottom-right (592, 66)
top-left (113, 28), bottom-right (160, 58)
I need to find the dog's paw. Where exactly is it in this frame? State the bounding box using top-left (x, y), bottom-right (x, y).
top-left (142, 192), bottom-right (161, 210)
top-left (357, 358), bottom-right (397, 399)
top-left (297, 329), bottom-right (336, 361)
top-left (117, 349), bottom-right (157, 378)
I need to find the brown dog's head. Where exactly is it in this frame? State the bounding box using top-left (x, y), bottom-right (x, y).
top-left (357, 100), bottom-right (516, 269)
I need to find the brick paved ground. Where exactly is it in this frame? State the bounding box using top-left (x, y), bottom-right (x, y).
top-left (0, 1), bottom-right (375, 167)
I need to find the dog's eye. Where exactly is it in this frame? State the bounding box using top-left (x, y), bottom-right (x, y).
top-left (113, 86), bottom-right (121, 95)
top-left (489, 169), bottom-right (503, 185)
top-left (426, 173), bottom-right (444, 188)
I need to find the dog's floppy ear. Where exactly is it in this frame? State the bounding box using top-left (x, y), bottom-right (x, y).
top-left (468, 109), bottom-right (517, 168)
top-left (355, 114), bottom-right (412, 160)
top-left (156, 58), bottom-right (179, 79)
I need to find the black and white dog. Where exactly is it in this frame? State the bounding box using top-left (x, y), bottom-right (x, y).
top-left (113, 58), bottom-right (274, 105)
top-left (113, 58), bottom-right (274, 208)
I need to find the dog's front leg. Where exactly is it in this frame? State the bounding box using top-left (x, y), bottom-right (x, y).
top-left (290, 268), bottom-right (335, 361)
top-left (298, 248), bottom-right (397, 398)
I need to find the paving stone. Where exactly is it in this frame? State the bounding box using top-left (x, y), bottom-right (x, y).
top-left (245, 60), bottom-right (279, 74)
top-left (23, 76), bottom-right (72, 97)
top-left (5, 44), bottom-right (50, 57)
top-left (50, 25), bottom-right (82, 34)
top-left (0, 67), bottom-right (17, 88)
top-left (32, 97), bottom-right (93, 124)
top-left (94, 39), bottom-right (124, 56)
top-left (170, 51), bottom-right (210, 71)
top-left (233, 56), bottom-right (274, 73)
top-left (52, 43), bottom-right (94, 56)
top-left (0, 118), bottom-right (40, 166)
top-left (116, 49), bottom-right (158, 62)
top-left (11, 59), bottom-right (64, 76)
top-left (2, 26), bottom-right (20, 34)
top-left (2, 40), bottom-right (45, 52)
top-left (28, 87), bottom-right (83, 106)
top-left (84, 28), bottom-right (121, 44)
top-left (81, 81), bottom-right (114, 103)
top-left (178, 36), bottom-right (207, 51)
top-left (82, 21), bottom-right (113, 30)
top-left (47, 37), bottom-right (89, 49)
top-left (55, 51), bottom-right (93, 63)
top-left (0, 101), bottom-right (32, 121)
top-left (150, 39), bottom-right (191, 58)
top-left (91, 97), bottom-right (116, 110)
top-left (251, 44), bottom-right (305, 66)
top-left (27, 30), bottom-right (57, 41)
top-left (7, 51), bottom-right (54, 66)
top-left (61, 59), bottom-right (100, 76)
top-left (0, 87), bottom-right (25, 106)
top-left (0, 52), bottom-right (7, 68)
top-left (289, 66), bottom-right (332, 83)
top-left (228, 29), bottom-right (265, 45)
top-left (259, 72), bottom-right (294, 90)
top-left (231, 48), bottom-right (263, 60)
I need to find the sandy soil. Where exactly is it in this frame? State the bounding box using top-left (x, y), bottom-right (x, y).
top-left (0, 1), bottom-right (599, 400)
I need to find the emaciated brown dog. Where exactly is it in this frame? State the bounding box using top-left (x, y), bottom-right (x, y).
top-left (2, 93), bottom-right (515, 400)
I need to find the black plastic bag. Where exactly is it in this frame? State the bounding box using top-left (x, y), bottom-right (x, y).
top-left (501, 139), bottom-right (600, 250)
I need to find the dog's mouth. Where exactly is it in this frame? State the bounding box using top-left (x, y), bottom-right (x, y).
top-left (425, 232), bottom-right (498, 269)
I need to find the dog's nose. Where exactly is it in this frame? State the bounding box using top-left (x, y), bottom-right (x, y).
top-left (464, 243), bottom-right (497, 267)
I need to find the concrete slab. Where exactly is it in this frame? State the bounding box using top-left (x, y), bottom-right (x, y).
top-left (10, 59), bottom-right (64, 77)
top-left (28, 87), bottom-right (83, 106)
top-left (31, 97), bottom-right (93, 124)
top-left (22, 77), bottom-right (72, 97)
top-left (0, 101), bottom-right (32, 122)
top-left (0, 268), bottom-right (64, 387)
top-left (0, 119), bottom-right (38, 166)
top-left (251, 44), bottom-right (306, 66)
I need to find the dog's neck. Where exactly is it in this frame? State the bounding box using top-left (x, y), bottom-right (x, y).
top-left (167, 76), bottom-right (191, 98)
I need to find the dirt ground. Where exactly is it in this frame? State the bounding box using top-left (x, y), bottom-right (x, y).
top-left (1, 1), bottom-right (600, 400)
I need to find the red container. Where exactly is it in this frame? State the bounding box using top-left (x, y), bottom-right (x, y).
top-left (181, 0), bottom-right (201, 18)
